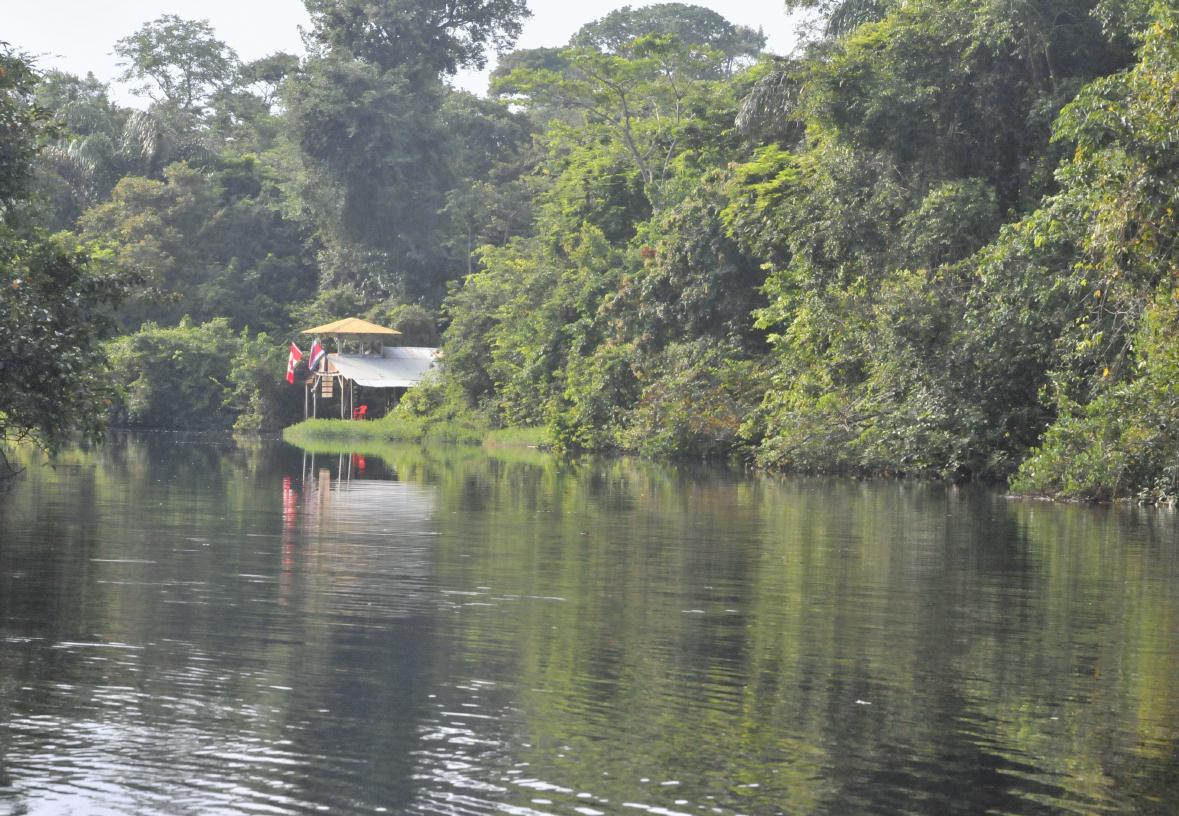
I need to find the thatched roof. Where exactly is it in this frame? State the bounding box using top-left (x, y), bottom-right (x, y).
top-left (301, 317), bottom-right (402, 335)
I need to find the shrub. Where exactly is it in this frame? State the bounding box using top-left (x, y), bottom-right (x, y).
top-left (623, 340), bottom-right (767, 459)
top-left (106, 318), bottom-right (240, 429)
top-left (1013, 293), bottom-right (1179, 502)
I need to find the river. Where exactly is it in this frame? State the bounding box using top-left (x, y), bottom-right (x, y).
top-left (0, 434), bottom-right (1176, 815)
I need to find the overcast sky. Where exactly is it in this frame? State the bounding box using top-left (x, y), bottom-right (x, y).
top-left (5, 0), bottom-right (803, 103)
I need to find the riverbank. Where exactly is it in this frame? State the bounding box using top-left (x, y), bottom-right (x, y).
top-left (282, 413), bottom-right (1179, 507)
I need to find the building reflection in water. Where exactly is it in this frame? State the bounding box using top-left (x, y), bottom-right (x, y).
top-left (270, 450), bottom-right (442, 812)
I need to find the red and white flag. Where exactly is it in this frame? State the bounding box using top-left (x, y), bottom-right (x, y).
top-left (308, 338), bottom-right (325, 371)
top-left (285, 342), bottom-right (304, 384)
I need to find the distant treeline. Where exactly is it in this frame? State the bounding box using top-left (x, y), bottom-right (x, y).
top-left (2, 0), bottom-right (1178, 500)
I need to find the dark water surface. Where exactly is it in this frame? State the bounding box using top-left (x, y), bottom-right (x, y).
top-left (1, 435), bottom-right (1177, 815)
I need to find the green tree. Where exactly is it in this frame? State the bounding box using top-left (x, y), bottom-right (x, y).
top-left (227, 331), bottom-right (306, 430)
top-left (435, 8), bottom-right (768, 455)
top-left (105, 318), bottom-right (242, 430)
top-left (303, 0), bottom-right (530, 76)
top-left (0, 50), bottom-right (129, 470)
top-left (717, 0), bottom-right (1138, 479)
top-left (438, 91), bottom-right (538, 275)
top-left (622, 340), bottom-right (768, 458)
top-left (571, 3), bottom-right (766, 75)
top-left (114, 15), bottom-right (240, 113)
top-left (31, 70), bottom-right (229, 231)
top-left (0, 49), bottom-right (44, 217)
top-left (282, 57), bottom-right (453, 300)
top-left (0, 232), bottom-right (129, 468)
top-left (237, 53), bottom-right (300, 111)
top-left (285, 0), bottom-right (531, 304)
top-left (365, 301), bottom-right (440, 346)
top-left (1009, 3), bottom-right (1179, 500)
top-left (33, 71), bottom-right (128, 228)
top-left (786, 0), bottom-right (895, 39)
top-left (803, 0), bottom-right (1126, 212)
top-left (494, 34), bottom-right (737, 210)
top-left (78, 158), bottom-right (314, 332)
top-left (611, 169), bottom-right (767, 352)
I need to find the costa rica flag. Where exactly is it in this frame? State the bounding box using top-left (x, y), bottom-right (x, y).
top-left (308, 339), bottom-right (326, 372)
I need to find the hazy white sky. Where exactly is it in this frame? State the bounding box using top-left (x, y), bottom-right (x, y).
top-left (5, 0), bottom-right (801, 102)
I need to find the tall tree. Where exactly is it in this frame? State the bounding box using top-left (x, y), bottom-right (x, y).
top-left (493, 33), bottom-right (735, 210)
top-left (0, 50), bottom-right (129, 471)
top-left (32, 71), bottom-right (130, 228)
top-left (114, 15), bottom-right (239, 113)
top-left (303, 0), bottom-right (530, 76)
top-left (724, 0), bottom-right (1136, 479)
top-left (1008, 3), bottom-right (1179, 500)
top-left (283, 57), bottom-right (454, 301)
top-left (285, 0), bottom-right (532, 303)
top-left (572, 3), bottom-right (766, 75)
top-left (78, 158), bottom-right (314, 333)
top-left (785, 0), bottom-right (895, 39)
top-left (0, 49), bottom-right (44, 218)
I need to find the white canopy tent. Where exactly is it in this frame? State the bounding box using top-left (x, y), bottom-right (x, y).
top-left (328, 347), bottom-right (439, 388)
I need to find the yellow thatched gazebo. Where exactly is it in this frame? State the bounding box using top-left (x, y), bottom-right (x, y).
top-left (301, 317), bottom-right (402, 355)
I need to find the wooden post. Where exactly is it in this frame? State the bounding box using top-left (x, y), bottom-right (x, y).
top-left (340, 376), bottom-right (346, 419)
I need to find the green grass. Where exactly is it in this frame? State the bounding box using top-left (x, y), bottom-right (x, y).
top-left (284, 414), bottom-right (546, 450)
top-left (484, 425), bottom-right (550, 449)
top-left (285, 415), bottom-right (415, 443)
top-left (282, 416), bottom-right (553, 474)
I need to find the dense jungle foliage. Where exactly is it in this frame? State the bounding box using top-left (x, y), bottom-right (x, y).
top-left (3, 0), bottom-right (1178, 500)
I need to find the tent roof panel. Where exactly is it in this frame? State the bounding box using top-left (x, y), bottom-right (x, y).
top-left (327, 348), bottom-right (439, 388)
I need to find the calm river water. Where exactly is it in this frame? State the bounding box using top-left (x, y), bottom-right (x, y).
top-left (0, 434), bottom-right (1177, 815)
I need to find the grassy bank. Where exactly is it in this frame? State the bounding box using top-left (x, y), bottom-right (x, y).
top-left (283, 414), bottom-right (550, 451)
top-left (482, 426), bottom-right (550, 449)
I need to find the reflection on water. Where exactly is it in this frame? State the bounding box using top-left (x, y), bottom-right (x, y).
top-left (0, 435), bottom-right (1177, 815)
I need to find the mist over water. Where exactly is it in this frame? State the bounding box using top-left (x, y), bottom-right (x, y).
top-left (1, 435), bottom-right (1177, 815)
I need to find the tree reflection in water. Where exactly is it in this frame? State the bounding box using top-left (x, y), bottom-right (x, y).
top-left (0, 435), bottom-right (1175, 815)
